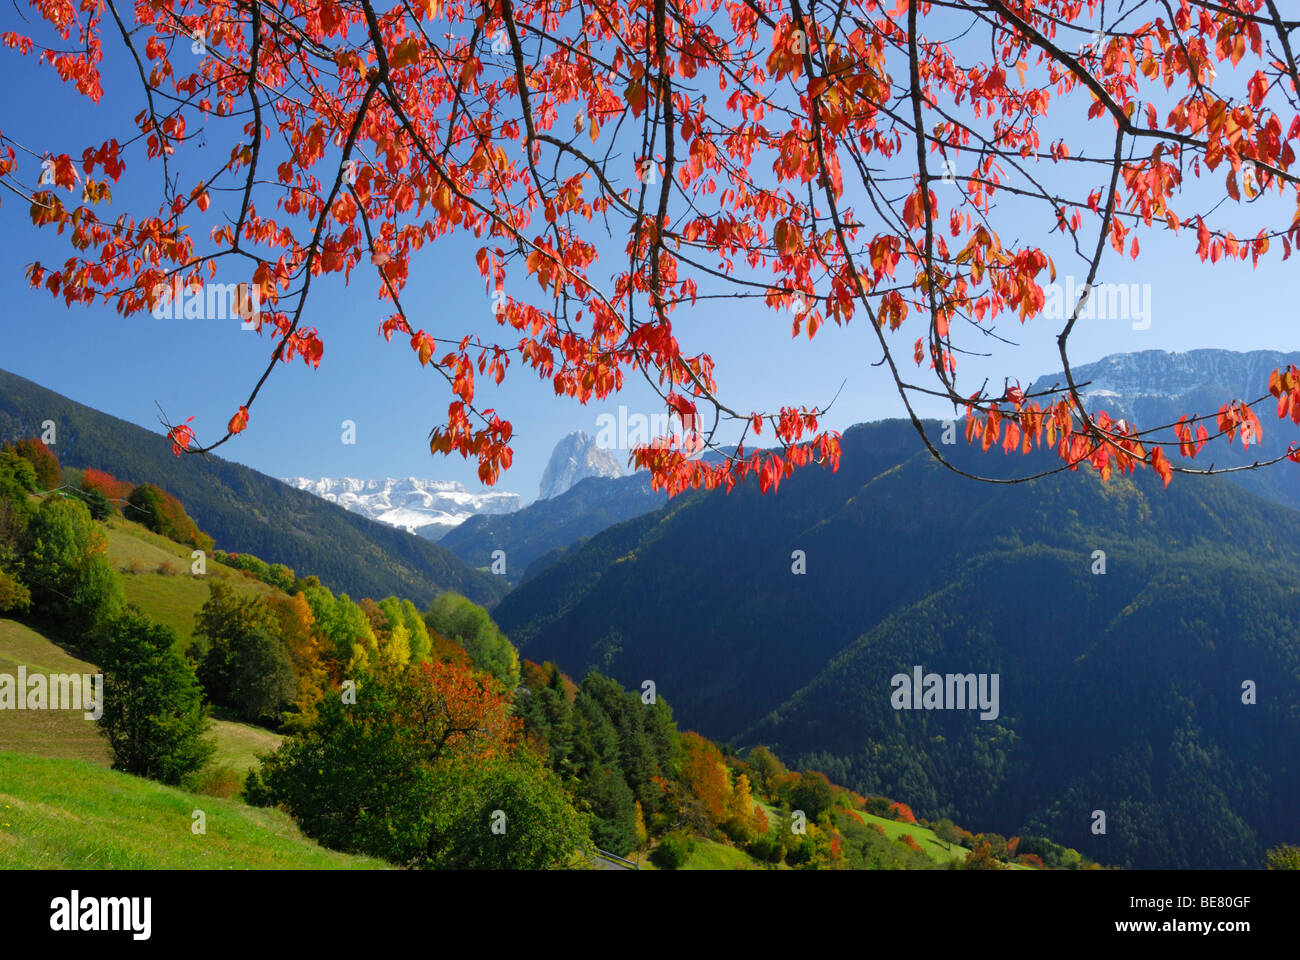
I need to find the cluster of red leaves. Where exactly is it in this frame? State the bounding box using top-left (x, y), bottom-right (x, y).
top-left (962, 377), bottom-right (1285, 489)
top-left (80, 467), bottom-right (133, 503)
top-left (397, 658), bottom-right (520, 763)
top-left (890, 801), bottom-right (918, 825)
top-left (898, 832), bottom-right (923, 853)
top-left (1269, 365), bottom-right (1300, 463)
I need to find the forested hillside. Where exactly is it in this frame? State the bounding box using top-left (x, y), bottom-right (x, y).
top-left (493, 419), bottom-right (1300, 867)
top-left (441, 472), bottom-right (666, 583)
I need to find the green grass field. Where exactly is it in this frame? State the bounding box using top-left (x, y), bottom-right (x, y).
top-left (681, 838), bottom-right (767, 870)
top-left (0, 751), bottom-right (384, 869)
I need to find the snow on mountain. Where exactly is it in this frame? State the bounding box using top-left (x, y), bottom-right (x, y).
top-left (282, 477), bottom-right (522, 540)
top-left (538, 430), bottom-right (624, 500)
top-left (1029, 348), bottom-right (1297, 411)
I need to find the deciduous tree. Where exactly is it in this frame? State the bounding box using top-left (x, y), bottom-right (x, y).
top-left (9, 0), bottom-right (1299, 498)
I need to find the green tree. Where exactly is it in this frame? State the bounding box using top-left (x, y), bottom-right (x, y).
top-left (934, 818), bottom-right (961, 851)
top-left (194, 582), bottom-right (296, 725)
top-left (72, 485), bottom-right (113, 521)
top-left (303, 583), bottom-right (377, 664)
top-left (746, 746), bottom-right (787, 798)
top-left (424, 592), bottom-right (519, 688)
top-left (0, 568), bottom-right (30, 614)
top-left (579, 765), bottom-right (640, 856)
top-left (246, 659), bottom-right (580, 868)
top-left (21, 495), bottom-right (123, 638)
top-left (1265, 844), bottom-right (1300, 870)
top-left (424, 751), bottom-right (592, 870)
top-left (0, 448), bottom-right (38, 498)
top-left (8, 438), bottom-right (60, 490)
top-left (790, 771), bottom-right (835, 822)
top-left (96, 609), bottom-right (214, 784)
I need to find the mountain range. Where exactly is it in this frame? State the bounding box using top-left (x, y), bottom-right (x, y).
top-left (282, 476), bottom-right (521, 540)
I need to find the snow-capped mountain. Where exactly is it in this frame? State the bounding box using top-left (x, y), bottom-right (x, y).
top-left (538, 430), bottom-right (624, 500)
top-left (1030, 348), bottom-right (1300, 512)
top-left (282, 477), bottom-right (521, 540)
top-left (1029, 348), bottom-right (1297, 414)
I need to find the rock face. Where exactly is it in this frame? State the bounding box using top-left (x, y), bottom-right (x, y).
top-left (282, 477), bottom-right (521, 539)
top-left (538, 430), bottom-right (624, 500)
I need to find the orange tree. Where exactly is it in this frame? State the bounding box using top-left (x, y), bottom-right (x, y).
top-left (4, 0), bottom-right (1300, 494)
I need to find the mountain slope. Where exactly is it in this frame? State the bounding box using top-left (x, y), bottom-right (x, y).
top-left (742, 542), bottom-right (1300, 869)
top-left (493, 416), bottom-right (1300, 868)
top-left (441, 472), bottom-right (666, 582)
top-left (0, 368), bottom-right (506, 607)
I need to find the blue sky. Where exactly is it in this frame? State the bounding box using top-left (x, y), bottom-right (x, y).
top-left (1, 15), bottom-right (1295, 504)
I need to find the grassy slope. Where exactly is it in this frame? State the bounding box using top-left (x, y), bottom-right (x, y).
top-left (0, 751), bottom-right (384, 869)
top-left (848, 809), bottom-right (968, 865)
top-left (0, 619), bottom-right (282, 776)
top-left (104, 516), bottom-right (276, 652)
top-left (681, 839), bottom-right (767, 870)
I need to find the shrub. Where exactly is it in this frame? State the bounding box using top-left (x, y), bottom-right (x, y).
top-left (898, 833), bottom-right (923, 853)
top-left (650, 830), bottom-right (696, 869)
top-left (0, 568), bottom-right (31, 614)
top-left (964, 842), bottom-right (1005, 870)
top-left (8, 438), bottom-right (60, 490)
top-left (784, 834), bottom-right (814, 866)
top-left (722, 815), bottom-right (755, 844)
top-left (188, 765), bottom-right (242, 800)
top-left (747, 833), bottom-right (783, 863)
top-left (790, 770), bottom-right (835, 821)
top-left (863, 795), bottom-right (893, 818)
top-left (125, 483), bottom-right (211, 550)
